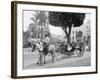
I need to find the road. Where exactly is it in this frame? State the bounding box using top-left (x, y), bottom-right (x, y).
top-left (23, 49), bottom-right (91, 69)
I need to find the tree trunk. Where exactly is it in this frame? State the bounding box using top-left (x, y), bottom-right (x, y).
top-left (65, 31), bottom-right (70, 43)
top-left (63, 24), bottom-right (72, 43)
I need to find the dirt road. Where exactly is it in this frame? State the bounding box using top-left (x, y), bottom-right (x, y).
top-left (23, 50), bottom-right (90, 69)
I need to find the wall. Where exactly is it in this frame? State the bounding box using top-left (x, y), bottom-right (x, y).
top-left (0, 0), bottom-right (99, 80)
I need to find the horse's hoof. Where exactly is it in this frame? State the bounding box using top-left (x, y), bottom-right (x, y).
top-left (37, 63), bottom-right (39, 64)
top-left (39, 63), bottom-right (42, 65)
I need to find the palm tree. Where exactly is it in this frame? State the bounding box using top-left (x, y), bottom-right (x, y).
top-left (30, 11), bottom-right (49, 40)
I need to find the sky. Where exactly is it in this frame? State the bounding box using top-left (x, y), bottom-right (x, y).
top-left (23, 10), bottom-right (91, 36)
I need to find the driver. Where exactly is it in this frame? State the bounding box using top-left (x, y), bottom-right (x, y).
top-left (43, 36), bottom-right (50, 46)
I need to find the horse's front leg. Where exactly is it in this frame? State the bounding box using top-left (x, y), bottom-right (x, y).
top-left (51, 52), bottom-right (54, 62)
top-left (43, 55), bottom-right (46, 64)
top-left (37, 53), bottom-right (42, 65)
top-left (37, 55), bottom-right (40, 64)
top-left (40, 53), bottom-right (42, 65)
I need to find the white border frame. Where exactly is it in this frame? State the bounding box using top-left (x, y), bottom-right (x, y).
top-left (16, 3), bottom-right (97, 77)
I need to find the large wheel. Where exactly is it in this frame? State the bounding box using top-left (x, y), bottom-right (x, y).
top-left (77, 44), bottom-right (84, 57)
top-left (77, 51), bottom-right (84, 57)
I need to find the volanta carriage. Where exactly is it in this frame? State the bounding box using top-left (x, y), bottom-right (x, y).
top-left (61, 41), bottom-right (84, 57)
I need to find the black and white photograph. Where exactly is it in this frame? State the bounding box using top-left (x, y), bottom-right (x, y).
top-left (23, 10), bottom-right (91, 69)
top-left (11, 1), bottom-right (97, 78)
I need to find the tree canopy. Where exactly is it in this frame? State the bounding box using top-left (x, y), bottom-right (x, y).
top-left (49, 12), bottom-right (85, 27)
top-left (49, 12), bottom-right (85, 43)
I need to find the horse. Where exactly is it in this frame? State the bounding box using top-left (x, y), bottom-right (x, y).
top-left (31, 41), bottom-right (59, 65)
top-left (36, 42), bottom-right (58, 65)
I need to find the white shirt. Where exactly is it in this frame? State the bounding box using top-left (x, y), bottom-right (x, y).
top-left (67, 45), bottom-right (72, 51)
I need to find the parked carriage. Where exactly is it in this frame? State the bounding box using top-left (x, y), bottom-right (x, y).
top-left (60, 41), bottom-right (84, 57)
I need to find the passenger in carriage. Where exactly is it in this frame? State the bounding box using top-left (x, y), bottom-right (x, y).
top-left (65, 43), bottom-right (72, 52)
top-left (65, 43), bottom-right (75, 55)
